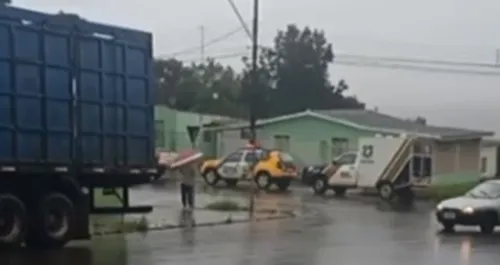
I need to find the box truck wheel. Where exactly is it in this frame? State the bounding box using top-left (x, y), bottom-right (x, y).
top-left (202, 169), bottom-right (220, 186)
top-left (25, 193), bottom-right (75, 249)
top-left (312, 176), bottom-right (328, 195)
top-left (0, 194), bottom-right (27, 247)
top-left (377, 181), bottom-right (394, 201)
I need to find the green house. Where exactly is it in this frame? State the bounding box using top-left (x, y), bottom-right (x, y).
top-left (154, 105), bottom-right (242, 155)
top-left (204, 109), bottom-right (493, 171)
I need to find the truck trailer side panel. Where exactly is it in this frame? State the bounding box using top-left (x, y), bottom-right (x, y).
top-left (0, 5), bottom-right (155, 174)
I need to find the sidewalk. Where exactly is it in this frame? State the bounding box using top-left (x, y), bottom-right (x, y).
top-left (91, 183), bottom-right (297, 235)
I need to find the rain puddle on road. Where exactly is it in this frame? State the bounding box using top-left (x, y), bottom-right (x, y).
top-left (0, 234), bottom-right (129, 265)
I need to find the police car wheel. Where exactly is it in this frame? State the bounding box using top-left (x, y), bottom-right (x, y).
top-left (255, 173), bottom-right (271, 190)
top-left (203, 170), bottom-right (220, 186)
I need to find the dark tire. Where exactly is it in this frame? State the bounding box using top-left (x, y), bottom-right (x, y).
top-left (312, 176), bottom-right (328, 195)
top-left (442, 222), bottom-right (455, 233)
top-left (0, 194), bottom-right (28, 247)
top-left (479, 212), bottom-right (497, 234)
top-left (480, 223), bottom-right (495, 234)
top-left (225, 179), bottom-right (238, 187)
top-left (202, 169), bottom-right (220, 186)
top-left (276, 180), bottom-right (291, 191)
top-left (255, 172), bottom-right (272, 190)
top-left (332, 187), bottom-right (347, 196)
top-left (396, 187), bottom-right (414, 205)
top-left (377, 181), bottom-right (394, 201)
top-left (25, 193), bottom-right (76, 249)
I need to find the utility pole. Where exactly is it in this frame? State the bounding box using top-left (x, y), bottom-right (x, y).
top-left (248, 0), bottom-right (259, 219)
top-left (249, 0), bottom-right (259, 143)
top-left (196, 25), bottom-right (206, 148)
top-left (199, 26), bottom-right (205, 64)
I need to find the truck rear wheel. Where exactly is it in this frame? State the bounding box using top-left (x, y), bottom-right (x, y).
top-left (25, 193), bottom-right (76, 249)
top-left (0, 194), bottom-right (27, 247)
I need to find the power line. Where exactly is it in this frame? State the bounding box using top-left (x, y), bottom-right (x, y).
top-left (337, 53), bottom-right (500, 69)
top-left (169, 43), bottom-right (500, 70)
top-left (175, 50), bottom-right (500, 77)
top-left (226, 0), bottom-right (253, 40)
top-left (158, 26), bottom-right (244, 58)
top-left (335, 60), bottom-right (500, 77)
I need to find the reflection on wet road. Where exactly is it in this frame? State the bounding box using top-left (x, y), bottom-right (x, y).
top-left (2, 187), bottom-right (500, 265)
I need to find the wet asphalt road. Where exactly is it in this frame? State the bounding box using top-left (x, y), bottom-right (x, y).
top-left (2, 186), bottom-right (500, 265)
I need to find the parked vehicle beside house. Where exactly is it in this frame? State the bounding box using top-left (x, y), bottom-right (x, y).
top-left (435, 179), bottom-right (500, 234)
top-left (311, 151), bottom-right (358, 195)
top-left (200, 146), bottom-right (298, 191)
top-left (0, 5), bottom-right (157, 249)
top-left (311, 131), bottom-right (493, 204)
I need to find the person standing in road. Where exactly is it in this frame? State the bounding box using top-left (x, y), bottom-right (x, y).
top-left (178, 163), bottom-right (196, 210)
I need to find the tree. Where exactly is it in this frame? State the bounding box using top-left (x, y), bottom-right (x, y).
top-left (242, 24), bottom-right (364, 118)
top-left (154, 58), bottom-right (245, 117)
top-left (155, 58), bottom-right (201, 110)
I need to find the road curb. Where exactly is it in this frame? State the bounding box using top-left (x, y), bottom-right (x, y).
top-left (92, 211), bottom-right (297, 237)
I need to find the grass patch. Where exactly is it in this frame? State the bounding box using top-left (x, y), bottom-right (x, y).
top-left (204, 200), bottom-right (248, 212)
top-left (427, 181), bottom-right (478, 202)
top-left (92, 216), bottom-right (150, 235)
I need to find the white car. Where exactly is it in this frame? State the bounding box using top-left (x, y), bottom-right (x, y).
top-left (435, 179), bottom-right (500, 233)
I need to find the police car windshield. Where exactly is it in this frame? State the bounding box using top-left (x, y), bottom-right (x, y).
top-left (466, 181), bottom-right (500, 199)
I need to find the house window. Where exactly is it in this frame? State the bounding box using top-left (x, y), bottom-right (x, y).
top-left (203, 130), bottom-right (213, 142)
top-left (331, 138), bottom-right (348, 157)
top-left (412, 141), bottom-right (433, 178)
top-left (481, 157), bottom-right (487, 173)
top-left (274, 135), bottom-right (290, 151)
top-left (155, 120), bottom-right (165, 147)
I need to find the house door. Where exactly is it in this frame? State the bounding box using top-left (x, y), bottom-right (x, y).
top-left (319, 140), bottom-right (328, 163)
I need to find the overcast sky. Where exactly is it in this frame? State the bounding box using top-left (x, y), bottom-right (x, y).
top-left (15, 0), bottom-right (500, 134)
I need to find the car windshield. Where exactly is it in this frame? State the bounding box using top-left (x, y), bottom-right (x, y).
top-left (465, 181), bottom-right (500, 199)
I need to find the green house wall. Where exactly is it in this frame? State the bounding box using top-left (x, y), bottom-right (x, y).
top-left (257, 116), bottom-right (375, 164)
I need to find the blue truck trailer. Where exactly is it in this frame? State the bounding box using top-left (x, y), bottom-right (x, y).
top-left (0, 4), bottom-right (158, 248)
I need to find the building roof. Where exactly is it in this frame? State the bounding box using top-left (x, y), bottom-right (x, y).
top-left (206, 109), bottom-right (494, 140)
top-left (481, 137), bottom-right (500, 147)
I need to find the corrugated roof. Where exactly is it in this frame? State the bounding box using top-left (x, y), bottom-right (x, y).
top-left (314, 109), bottom-right (492, 138)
